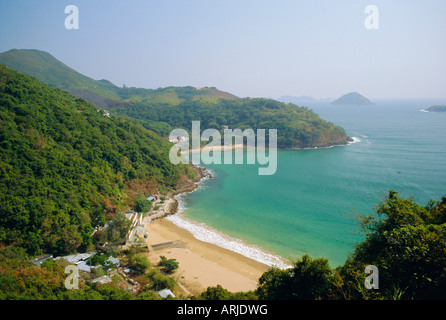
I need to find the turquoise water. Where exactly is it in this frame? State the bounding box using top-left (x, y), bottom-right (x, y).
top-left (170, 100), bottom-right (446, 268)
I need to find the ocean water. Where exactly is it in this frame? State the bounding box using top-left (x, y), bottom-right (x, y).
top-left (167, 99), bottom-right (446, 268)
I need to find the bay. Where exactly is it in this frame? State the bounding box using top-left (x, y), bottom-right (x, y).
top-left (169, 99), bottom-right (446, 268)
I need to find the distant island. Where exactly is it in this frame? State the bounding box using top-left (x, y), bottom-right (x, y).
top-left (331, 92), bottom-right (373, 105)
top-left (277, 95), bottom-right (332, 104)
top-left (424, 105), bottom-right (446, 112)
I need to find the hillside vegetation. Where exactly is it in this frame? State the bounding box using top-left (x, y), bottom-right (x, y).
top-left (0, 64), bottom-right (194, 255)
top-left (0, 49), bottom-right (351, 149)
top-left (0, 49), bottom-right (120, 100)
top-left (0, 49), bottom-right (238, 106)
top-left (112, 98), bottom-right (351, 148)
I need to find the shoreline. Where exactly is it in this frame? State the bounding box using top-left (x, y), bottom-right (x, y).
top-left (144, 218), bottom-right (269, 295)
top-left (178, 138), bottom-right (356, 154)
top-left (145, 138), bottom-right (360, 281)
top-left (166, 204), bottom-right (293, 270)
top-left (182, 143), bottom-right (245, 154)
top-left (142, 136), bottom-right (362, 293)
top-left (166, 164), bottom-right (291, 269)
top-left (143, 164), bottom-right (290, 295)
top-left (286, 137), bottom-right (358, 150)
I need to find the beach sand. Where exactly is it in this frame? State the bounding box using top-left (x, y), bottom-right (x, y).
top-left (144, 218), bottom-right (269, 296)
top-left (182, 143), bottom-right (245, 154)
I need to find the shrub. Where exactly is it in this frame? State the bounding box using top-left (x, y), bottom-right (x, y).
top-left (158, 255), bottom-right (179, 273)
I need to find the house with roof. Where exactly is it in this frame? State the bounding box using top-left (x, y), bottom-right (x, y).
top-left (157, 289), bottom-right (175, 298)
top-left (29, 254), bottom-right (53, 266)
top-left (90, 275), bottom-right (112, 284)
top-left (106, 256), bottom-right (120, 266)
top-left (54, 252), bottom-right (96, 272)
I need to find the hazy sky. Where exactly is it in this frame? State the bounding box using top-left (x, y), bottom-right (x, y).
top-left (1, 0), bottom-right (445, 99)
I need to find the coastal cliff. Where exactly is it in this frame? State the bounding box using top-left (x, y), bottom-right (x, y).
top-left (162, 166), bottom-right (213, 216)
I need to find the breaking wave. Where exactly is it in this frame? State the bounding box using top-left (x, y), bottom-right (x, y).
top-left (166, 212), bottom-right (292, 269)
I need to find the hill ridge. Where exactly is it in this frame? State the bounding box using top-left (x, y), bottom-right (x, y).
top-left (0, 49), bottom-right (238, 107)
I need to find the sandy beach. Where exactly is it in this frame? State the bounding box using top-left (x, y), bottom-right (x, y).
top-left (144, 218), bottom-right (269, 296)
top-left (182, 143), bottom-right (245, 154)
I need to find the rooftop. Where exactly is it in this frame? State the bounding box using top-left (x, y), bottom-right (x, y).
top-left (157, 289), bottom-right (175, 298)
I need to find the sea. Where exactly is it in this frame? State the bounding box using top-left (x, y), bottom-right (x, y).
top-left (167, 99), bottom-right (446, 269)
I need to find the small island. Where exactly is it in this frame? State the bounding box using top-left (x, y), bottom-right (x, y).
top-left (425, 105), bottom-right (446, 112)
top-left (331, 92), bottom-right (373, 105)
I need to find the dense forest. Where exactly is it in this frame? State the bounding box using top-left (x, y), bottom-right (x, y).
top-left (111, 98), bottom-right (351, 148)
top-left (0, 64), bottom-right (195, 256)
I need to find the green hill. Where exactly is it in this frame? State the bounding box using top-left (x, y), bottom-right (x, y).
top-left (0, 49), bottom-right (238, 107)
top-left (0, 49), bottom-right (121, 100)
top-left (113, 98), bottom-right (352, 148)
top-left (0, 64), bottom-right (194, 255)
top-left (0, 49), bottom-right (351, 149)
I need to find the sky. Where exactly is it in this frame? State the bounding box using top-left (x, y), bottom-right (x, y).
top-left (0, 0), bottom-right (445, 99)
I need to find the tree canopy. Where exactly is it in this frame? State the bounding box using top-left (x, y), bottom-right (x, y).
top-left (111, 98), bottom-right (351, 148)
top-left (0, 64), bottom-right (193, 256)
